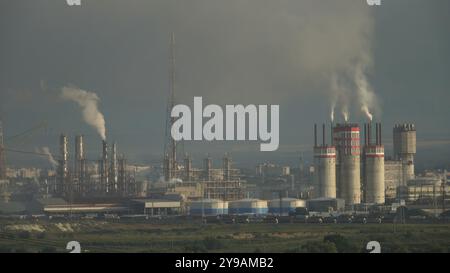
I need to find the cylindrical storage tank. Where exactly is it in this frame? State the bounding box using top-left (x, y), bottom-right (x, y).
top-left (314, 146), bottom-right (336, 198)
top-left (268, 198), bottom-right (306, 215)
top-left (364, 145), bottom-right (385, 204)
top-left (188, 199), bottom-right (228, 216)
top-left (228, 199), bottom-right (268, 215)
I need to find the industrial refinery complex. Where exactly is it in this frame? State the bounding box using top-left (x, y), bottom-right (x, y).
top-left (0, 36), bottom-right (448, 225)
top-left (1, 110), bottom-right (449, 223)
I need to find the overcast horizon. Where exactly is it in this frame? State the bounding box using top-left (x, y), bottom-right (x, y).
top-left (1, 0), bottom-right (449, 170)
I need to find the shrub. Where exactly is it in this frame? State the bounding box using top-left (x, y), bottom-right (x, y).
top-left (17, 231), bottom-right (31, 239)
top-left (203, 236), bottom-right (224, 250)
top-left (298, 241), bottom-right (338, 253)
top-left (40, 246), bottom-right (58, 253)
top-left (323, 234), bottom-right (360, 253)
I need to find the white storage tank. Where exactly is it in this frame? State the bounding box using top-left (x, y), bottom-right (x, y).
top-left (188, 199), bottom-right (228, 216)
top-left (228, 199), bottom-right (268, 215)
top-left (268, 198), bottom-right (306, 215)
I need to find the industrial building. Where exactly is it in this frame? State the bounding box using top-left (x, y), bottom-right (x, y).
top-left (405, 174), bottom-right (448, 203)
top-left (393, 124), bottom-right (416, 184)
top-left (268, 198), bottom-right (305, 215)
top-left (131, 198), bottom-right (182, 216)
top-left (306, 197), bottom-right (346, 213)
top-left (384, 160), bottom-right (403, 199)
top-left (311, 121), bottom-right (393, 207)
top-left (51, 133), bottom-right (136, 200)
top-left (160, 153), bottom-right (245, 201)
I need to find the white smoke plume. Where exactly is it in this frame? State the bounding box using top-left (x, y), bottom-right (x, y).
top-left (330, 73), bottom-right (352, 123)
top-left (330, 103), bottom-right (335, 123)
top-left (354, 60), bottom-right (377, 121)
top-left (61, 86), bottom-right (106, 140)
top-left (36, 147), bottom-right (57, 168)
top-left (324, 3), bottom-right (379, 122)
top-left (330, 74), bottom-right (338, 123)
top-left (342, 107), bottom-right (349, 123)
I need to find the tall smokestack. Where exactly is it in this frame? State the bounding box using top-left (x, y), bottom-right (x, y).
top-left (223, 153), bottom-right (231, 181)
top-left (314, 124), bottom-right (317, 147)
top-left (330, 122), bottom-right (334, 146)
top-left (204, 155), bottom-right (212, 181)
top-left (364, 122), bottom-right (385, 204)
top-left (376, 123), bottom-right (378, 145)
top-left (364, 124), bottom-right (367, 146)
top-left (110, 142), bottom-right (118, 193)
top-left (100, 140), bottom-right (109, 193)
top-left (118, 155), bottom-right (127, 196)
top-left (322, 124), bottom-right (326, 146)
top-left (184, 154), bottom-right (192, 181)
top-left (57, 134), bottom-right (69, 196)
top-left (378, 123), bottom-right (382, 145)
top-left (102, 140), bottom-right (108, 161)
top-left (75, 135), bottom-right (85, 194)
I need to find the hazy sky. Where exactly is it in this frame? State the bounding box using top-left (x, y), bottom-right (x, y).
top-left (1, 0), bottom-right (449, 169)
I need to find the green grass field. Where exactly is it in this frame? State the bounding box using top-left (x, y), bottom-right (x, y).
top-left (1, 219), bottom-right (449, 253)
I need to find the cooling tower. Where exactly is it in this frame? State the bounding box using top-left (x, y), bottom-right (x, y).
top-left (333, 123), bottom-right (361, 205)
top-left (363, 123), bottom-right (385, 204)
top-left (313, 124), bottom-right (336, 198)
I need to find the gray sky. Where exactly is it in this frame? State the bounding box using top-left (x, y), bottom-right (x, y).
top-left (1, 0), bottom-right (449, 169)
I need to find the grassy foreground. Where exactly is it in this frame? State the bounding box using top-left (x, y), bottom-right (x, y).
top-left (1, 219), bottom-right (449, 253)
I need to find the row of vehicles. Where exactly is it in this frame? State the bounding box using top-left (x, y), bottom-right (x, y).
top-left (2, 207), bottom-right (450, 224)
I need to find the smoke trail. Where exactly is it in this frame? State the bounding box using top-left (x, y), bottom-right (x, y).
top-left (342, 107), bottom-right (349, 122)
top-left (329, 74), bottom-right (338, 123)
top-left (330, 104), bottom-right (335, 123)
top-left (323, 3), bottom-right (379, 122)
top-left (61, 86), bottom-right (106, 140)
top-left (354, 61), bottom-right (377, 121)
top-left (36, 147), bottom-right (57, 168)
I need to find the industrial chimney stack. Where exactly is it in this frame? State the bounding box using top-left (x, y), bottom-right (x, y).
top-left (363, 123), bottom-right (385, 204)
top-left (313, 123), bottom-right (336, 198)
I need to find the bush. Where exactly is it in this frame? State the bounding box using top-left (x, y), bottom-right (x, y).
top-left (17, 231), bottom-right (31, 239)
top-left (184, 243), bottom-right (207, 253)
top-left (36, 232), bottom-right (47, 239)
top-left (297, 241), bottom-right (338, 253)
top-left (323, 234), bottom-right (360, 253)
top-left (40, 246), bottom-right (58, 253)
top-left (0, 246), bottom-right (13, 253)
top-left (203, 236), bottom-right (224, 250)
